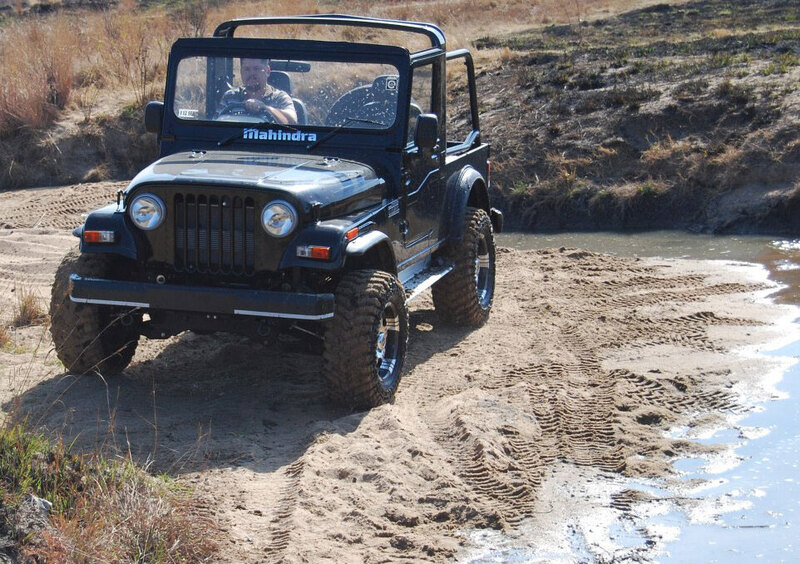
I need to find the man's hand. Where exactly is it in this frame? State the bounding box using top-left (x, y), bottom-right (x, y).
top-left (244, 98), bottom-right (269, 115)
top-left (243, 98), bottom-right (294, 124)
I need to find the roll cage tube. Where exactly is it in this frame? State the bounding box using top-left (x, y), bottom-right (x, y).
top-left (213, 14), bottom-right (445, 52)
top-left (446, 49), bottom-right (481, 152)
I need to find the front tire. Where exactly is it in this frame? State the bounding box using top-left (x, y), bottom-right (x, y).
top-left (49, 250), bottom-right (139, 375)
top-left (324, 270), bottom-right (409, 409)
top-left (432, 207), bottom-right (496, 326)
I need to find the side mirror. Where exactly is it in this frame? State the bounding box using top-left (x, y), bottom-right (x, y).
top-left (144, 101), bottom-right (164, 134)
top-left (414, 113), bottom-right (439, 150)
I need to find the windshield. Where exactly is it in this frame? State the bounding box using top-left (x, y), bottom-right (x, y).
top-left (173, 55), bottom-right (401, 129)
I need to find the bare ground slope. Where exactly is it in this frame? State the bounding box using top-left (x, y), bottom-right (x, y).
top-left (0, 183), bottom-right (794, 560)
top-left (476, 0), bottom-right (800, 233)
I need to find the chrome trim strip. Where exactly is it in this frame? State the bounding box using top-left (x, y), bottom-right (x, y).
top-left (403, 228), bottom-right (433, 249)
top-left (397, 239), bottom-right (442, 270)
top-left (70, 297), bottom-right (149, 308)
top-left (234, 309), bottom-right (334, 320)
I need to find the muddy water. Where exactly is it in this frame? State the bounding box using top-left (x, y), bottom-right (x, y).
top-left (498, 231), bottom-right (800, 304)
top-left (496, 231), bottom-right (800, 562)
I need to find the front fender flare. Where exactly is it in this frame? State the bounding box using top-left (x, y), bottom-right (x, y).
top-left (79, 204), bottom-right (140, 260)
top-left (345, 231), bottom-right (397, 275)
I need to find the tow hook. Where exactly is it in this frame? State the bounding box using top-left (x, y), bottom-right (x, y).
top-left (257, 319), bottom-right (272, 338)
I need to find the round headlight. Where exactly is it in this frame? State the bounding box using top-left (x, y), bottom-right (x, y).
top-left (261, 200), bottom-right (297, 237)
top-left (129, 193), bottom-right (166, 230)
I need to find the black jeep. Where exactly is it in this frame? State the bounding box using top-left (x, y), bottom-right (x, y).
top-left (50, 15), bottom-right (503, 409)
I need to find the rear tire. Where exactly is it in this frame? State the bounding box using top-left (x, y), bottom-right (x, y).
top-left (432, 207), bottom-right (496, 326)
top-left (324, 270), bottom-right (408, 409)
top-left (49, 250), bottom-right (139, 375)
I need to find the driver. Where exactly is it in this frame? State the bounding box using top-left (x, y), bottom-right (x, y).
top-left (218, 58), bottom-right (297, 124)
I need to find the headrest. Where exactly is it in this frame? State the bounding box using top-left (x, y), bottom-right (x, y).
top-left (268, 71), bottom-right (292, 95)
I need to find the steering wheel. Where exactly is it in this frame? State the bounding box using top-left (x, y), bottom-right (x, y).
top-left (216, 101), bottom-right (277, 123)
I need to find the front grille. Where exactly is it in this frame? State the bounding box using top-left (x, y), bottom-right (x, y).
top-left (174, 193), bottom-right (256, 274)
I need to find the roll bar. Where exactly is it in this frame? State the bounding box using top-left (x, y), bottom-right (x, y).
top-left (213, 14), bottom-right (445, 51)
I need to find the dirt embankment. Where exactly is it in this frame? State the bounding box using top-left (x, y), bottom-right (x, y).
top-left (0, 183), bottom-right (793, 560)
top-left (474, 0), bottom-right (800, 233)
top-left (0, 110), bottom-right (156, 191)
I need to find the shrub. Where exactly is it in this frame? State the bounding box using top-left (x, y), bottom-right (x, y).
top-left (169, 0), bottom-right (210, 38)
top-left (716, 79), bottom-right (753, 104)
top-left (673, 79), bottom-right (709, 101)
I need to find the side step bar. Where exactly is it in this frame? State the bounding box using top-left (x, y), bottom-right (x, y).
top-left (403, 262), bottom-right (454, 302)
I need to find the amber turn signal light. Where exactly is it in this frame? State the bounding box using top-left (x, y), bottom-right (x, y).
top-left (83, 230), bottom-right (116, 243)
top-left (297, 245), bottom-right (331, 260)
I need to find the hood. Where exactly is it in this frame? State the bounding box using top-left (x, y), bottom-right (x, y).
top-left (127, 150), bottom-right (385, 208)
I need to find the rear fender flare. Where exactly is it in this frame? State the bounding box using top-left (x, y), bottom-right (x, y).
top-left (444, 166), bottom-right (489, 242)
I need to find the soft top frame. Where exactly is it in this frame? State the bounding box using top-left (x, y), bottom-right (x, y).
top-left (213, 14), bottom-right (446, 52)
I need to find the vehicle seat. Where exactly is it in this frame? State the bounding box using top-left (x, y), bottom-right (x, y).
top-left (268, 71), bottom-right (292, 94)
top-left (293, 98), bottom-right (308, 125)
top-left (268, 70), bottom-right (306, 125)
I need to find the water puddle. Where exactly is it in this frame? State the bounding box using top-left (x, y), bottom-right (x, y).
top-left (652, 336), bottom-right (800, 562)
top-left (471, 231), bottom-right (800, 561)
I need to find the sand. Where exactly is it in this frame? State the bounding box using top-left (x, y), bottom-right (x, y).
top-left (0, 182), bottom-right (794, 561)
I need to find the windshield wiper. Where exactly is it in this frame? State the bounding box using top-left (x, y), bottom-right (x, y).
top-left (217, 120), bottom-right (299, 148)
top-left (306, 118), bottom-right (387, 150)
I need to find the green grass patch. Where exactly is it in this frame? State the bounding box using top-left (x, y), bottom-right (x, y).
top-left (0, 421), bottom-right (218, 561)
top-left (763, 52), bottom-right (800, 75)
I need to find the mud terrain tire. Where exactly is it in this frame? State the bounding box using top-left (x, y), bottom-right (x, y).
top-left (432, 207), bottom-right (496, 326)
top-left (50, 249), bottom-right (139, 375)
top-left (324, 270), bottom-right (408, 409)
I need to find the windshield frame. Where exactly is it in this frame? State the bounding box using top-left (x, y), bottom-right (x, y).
top-left (165, 38), bottom-right (411, 136)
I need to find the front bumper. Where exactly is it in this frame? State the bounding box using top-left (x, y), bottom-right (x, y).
top-left (70, 275), bottom-right (335, 321)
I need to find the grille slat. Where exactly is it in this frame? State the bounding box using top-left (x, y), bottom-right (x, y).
top-left (210, 196), bottom-right (220, 271)
top-left (198, 196), bottom-right (208, 267)
top-left (234, 198), bottom-right (244, 270)
top-left (187, 196), bottom-right (196, 270)
top-left (174, 192), bottom-right (255, 274)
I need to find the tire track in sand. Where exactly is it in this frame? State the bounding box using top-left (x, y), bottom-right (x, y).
top-left (614, 369), bottom-right (743, 415)
top-left (0, 183), bottom-right (123, 230)
top-left (262, 459), bottom-right (305, 563)
top-left (597, 311), bottom-right (763, 352)
top-left (0, 229), bottom-right (76, 316)
top-left (417, 323), bottom-right (622, 527)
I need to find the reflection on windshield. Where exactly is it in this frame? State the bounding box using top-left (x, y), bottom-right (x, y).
top-left (173, 56), bottom-right (400, 129)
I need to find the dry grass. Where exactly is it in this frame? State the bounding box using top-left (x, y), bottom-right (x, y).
top-left (641, 135), bottom-right (693, 165)
top-left (11, 286), bottom-right (46, 328)
top-left (0, 324), bottom-right (10, 349)
top-left (0, 18), bottom-right (77, 132)
top-left (710, 144), bottom-right (745, 167)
